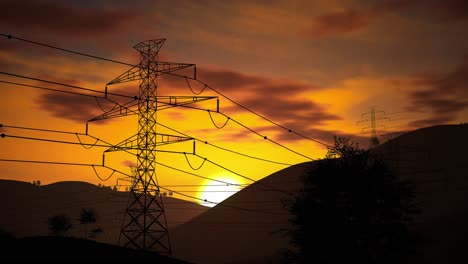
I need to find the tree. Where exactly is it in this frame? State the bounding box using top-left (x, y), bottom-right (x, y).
top-left (48, 214), bottom-right (72, 236)
top-left (89, 227), bottom-right (104, 240)
top-left (285, 136), bottom-right (418, 263)
top-left (79, 208), bottom-right (97, 239)
top-left (32, 180), bottom-right (41, 186)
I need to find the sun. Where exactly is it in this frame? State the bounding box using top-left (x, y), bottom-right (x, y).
top-left (198, 176), bottom-right (243, 207)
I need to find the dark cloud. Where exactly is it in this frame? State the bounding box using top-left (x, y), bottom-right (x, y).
top-left (302, 0), bottom-right (468, 39)
top-left (302, 9), bottom-right (371, 39)
top-left (32, 74), bottom-right (134, 124)
top-left (408, 115), bottom-right (456, 128)
top-left (0, 0), bottom-right (139, 37)
top-left (301, 0), bottom-right (407, 39)
top-left (161, 67), bottom-right (268, 93)
top-left (407, 59), bottom-right (468, 127)
top-left (415, 0), bottom-right (468, 22)
top-left (35, 65), bottom-right (343, 147)
top-left (230, 95), bottom-right (340, 126)
top-left (160, 66), bottom-right (338, 135)
top-left (121, 160), bottom-right (137, 167)
top-left (377, 0), bottom-right (468, 22)
top-left (35, 92), bottom-right (115, 123)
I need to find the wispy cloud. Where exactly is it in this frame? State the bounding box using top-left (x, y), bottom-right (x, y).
top-left (407, 58), bottom-right (468, 127)
top-left (121, 160), bottom-right (137, 167)
top-left (301, 0), bottom-right (468, 39)
top-left (0, 0), bottom-right (140, 37)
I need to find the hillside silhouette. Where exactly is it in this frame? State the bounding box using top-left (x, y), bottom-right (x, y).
top-left (171, 124), bottom-right (468, 264)
top-left (0, 180), bottom-right (208, 245)
top-left (0, 235), bottom-right (189, 262)
top-left (0, 124), bottom-right (466, 263)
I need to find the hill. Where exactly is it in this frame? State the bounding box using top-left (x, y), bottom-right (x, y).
top-left (171, 124), bottom-right (468, 264)
top-left (0, 235), bottom-right (190, 262)
top-left (171, 161), bottom-right (312, 263)
top-left (374, 124), bottom-right (468, 263)
top-left (0, 180), bottom-right (208, 245)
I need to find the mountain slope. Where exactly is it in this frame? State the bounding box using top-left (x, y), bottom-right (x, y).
top-left (0, 236), bottom-right (189, 262)
top-left (171, 161), bottom-right (313, 264)
top-left (375, 124), bottom-right (468, 263)
top-left (0, 180), bottom-right (208, 245)
top-left (172, 124), bottom-right (468, 264)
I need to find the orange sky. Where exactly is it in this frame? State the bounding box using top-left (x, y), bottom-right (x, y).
top-left (0, 0), bottom-right (467, 204)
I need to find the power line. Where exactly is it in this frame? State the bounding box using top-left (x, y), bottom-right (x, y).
top-left (0, 158), bottom-right (99, 167)
top-left (189, 78), bottom-right (332, 147)
top-left (0, 71), bottom-right (136, 99)
top-left (1, 134), bottom-right (109, 148)
top-left (2, 123), bottom-right (296, 197)
top-left (154, 150), bottom-right (293, 195)
top-left (155, 162), bottom-right (242, 186)
top-left (1, 33), bottom-right (134, 67)
top-left (156, 121), bottom-right (293, 166)
top-left (1, 124), bottom-right (86, 135)
top-left (0, 80), bottom-right (100, 99)
top-left (160, 103), bottom-right (315, 161)
top-left (103, 167), bottom-right (289, 216)
top-left (2, 124), bottom-right (269, 193)
top-left (2, 32), bottom-right (331, 148)
top-left (192, 153), bottom-right (293, 196)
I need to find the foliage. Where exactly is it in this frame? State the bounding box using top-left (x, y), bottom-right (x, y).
top-left (89, 227), bottom-right (104, 240)
top-left (285, 136), bottom-right (418, 263)
top-left (79, 208), bottom-right (97, 225)
top-left (79, 208), bottom-right (97, 239)
top-left (48, 214), bottom-right (72, 236)
top-left (32, 180), bottom-right (41, 186)
top-left (324, 136), bottom-right (363, 159)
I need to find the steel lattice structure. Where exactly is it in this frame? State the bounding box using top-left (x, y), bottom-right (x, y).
top-left (106, 39), bottom-right (216, 254)
top-left (357, 106), bottom-right (390, 147)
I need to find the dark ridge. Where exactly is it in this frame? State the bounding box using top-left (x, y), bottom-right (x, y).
top-left (0, 235), bottom-right (191, 262)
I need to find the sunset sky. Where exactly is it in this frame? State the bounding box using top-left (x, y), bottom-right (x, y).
top-left (0, 0), bottom-right (467, 204)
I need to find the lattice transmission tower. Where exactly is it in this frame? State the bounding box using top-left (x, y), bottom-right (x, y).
top-left (357, 106), bottom-right (390, 147)
top-left (101, 39), bottom-right (216, 254)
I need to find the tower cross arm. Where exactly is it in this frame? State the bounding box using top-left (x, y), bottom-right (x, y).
top-left (107, 62), bottom-right (196, 86)
top-left (105, 133), bottom-right (193, 153)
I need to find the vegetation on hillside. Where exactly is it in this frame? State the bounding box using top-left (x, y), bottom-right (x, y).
top-left (285, 136), bottom-right (420, 263)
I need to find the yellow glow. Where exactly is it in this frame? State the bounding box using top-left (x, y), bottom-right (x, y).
top-left (198, 176), bottom-right (243, 207)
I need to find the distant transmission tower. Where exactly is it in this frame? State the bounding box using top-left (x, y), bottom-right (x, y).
top-left (357, 106), bottom-right (390, 147)
top-left (101, 39), bottom-right (216, 254)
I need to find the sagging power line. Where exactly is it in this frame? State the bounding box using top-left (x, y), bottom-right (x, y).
top-left (0, 33), bottom-right (324, 255)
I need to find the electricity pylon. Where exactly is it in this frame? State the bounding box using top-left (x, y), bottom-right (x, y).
top-left (357, 106), bottom-right (390, 147)
top-left (102, 39), bottom-right (216, 254)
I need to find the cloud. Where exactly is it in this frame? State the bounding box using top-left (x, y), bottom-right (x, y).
top-left (230, 94), bottom-right (340, 125)
top-left (302, 9), bottom-right (371, 39)
top-left (301, 1), bottom-right (408, 39)
top-left (407, 58), bottom-right (468, 127)
top-left (0, 0), bottom-right (140, 37)
top-left (161, 67), bottom-right (269, 94)
top-left (301, 0), bottom-right (467, 39)
top-left (33, 74), bottom-right (131, 123)
top-left (121, 160), bottom-right (137, 167)
top-left (34, 65), bottom-right (343, 147)
top-left (35, 91), bottom-right (114, 123)
top-left (159, 66), bottom-right (339, 133)
top-left (416, 0), bottom-right (468, 22)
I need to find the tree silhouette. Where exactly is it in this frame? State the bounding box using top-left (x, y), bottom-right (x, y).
top-left (79, 208), bottom-right (97, 239)
top-left (89, 227), bottom-right (104, 240)
top-left (285, 136), bottom-right (418, 263)
top-left (48, 214), bottom-right (72, 236)
top-left (32, 180), bottom-right (41, 186)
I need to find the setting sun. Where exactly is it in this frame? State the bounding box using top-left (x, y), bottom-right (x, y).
top-left (198, 177), bottom-right (243, 207)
